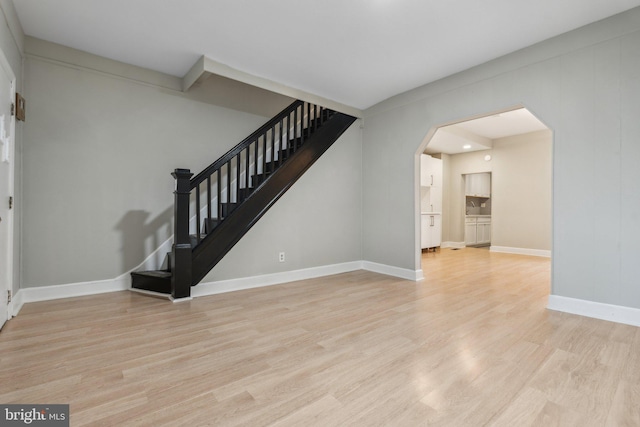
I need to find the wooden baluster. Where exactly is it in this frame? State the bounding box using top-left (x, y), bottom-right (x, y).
top-left (217, 168), bottom-right (221, 220)
top-left (301, 103), bottom-right (306, 144)
top-left (314, 104), bottom-right (317, 130)
top-left (206, 176), bottom-right (211, 226)
top-left (196, 183), bottom-right (201, 244)
top-left (286, 114), bottom-right (291, 157)
top-left (262, 133), bottom-right (266, 180)
top-left (226, 161), bottom-right (231, 214)
top-left (235, 153), bottom-right (240, 203)
top-left (294, 107), bottom-right (298, 152)
top-left (278, 119), bottom-right (283, 167)
top-left (251, 141), bottom-right (255, 187)
top-left (245, 145), bottom-right (249, 191)
top-left (270, 126), bottom-right (275, 173)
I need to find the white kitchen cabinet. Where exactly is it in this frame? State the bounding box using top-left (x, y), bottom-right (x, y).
top-left (480, 174), bottom-right (491, 197)
top-left (428, 186), bottom-right (442, 213)
top-left (421, 214), bottom-right (442, 249)
top-left (465, 216), bottom-right (491, 246)
top-left (421, 154), bottom-right (442, 188)
top-left (465, 218), bottom-right (477, 245)
top-left (465, 173), bottom-right (491, 197)
top-left (476, 217), bottom-right (491, 245)
top-left (420, 155), bottom-right (443, 249)
top-left (421, 154), bottom-right (443, 214)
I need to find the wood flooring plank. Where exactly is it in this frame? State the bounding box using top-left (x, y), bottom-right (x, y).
top-left (488, 387), bottom-right (549, 427)
top-left (605, 380), bottom-right (640, 426)
top-left (531, 400), bottom-right (592, 427)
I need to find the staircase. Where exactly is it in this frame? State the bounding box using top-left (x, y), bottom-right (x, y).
top-left (131, 100), bottom-right (357, 299)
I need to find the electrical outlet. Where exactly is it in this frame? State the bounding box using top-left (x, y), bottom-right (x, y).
top-left (279, 252), bottom-right (285, 262)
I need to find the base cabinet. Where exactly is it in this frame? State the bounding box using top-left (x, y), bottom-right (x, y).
top-left (465, 217), bottom-right (491, 246)
top-left (477, 219), bottom-right (491, 245)
top-left (421, 214), bottom-right (442, 249)
top-left (465, 220), bottom-right (477, 245)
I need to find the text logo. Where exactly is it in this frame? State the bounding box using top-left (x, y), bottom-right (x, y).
top-left (0, 405), bottom-right (69, 426)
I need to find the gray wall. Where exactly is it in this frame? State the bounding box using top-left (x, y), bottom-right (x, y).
top-left (492, 131), bottom-right (552, 251)
top-left (22, 40), bottom-right (362, 287)
top-left (363, 7), bottom-right (640, 308)
top-left (0, 0), bottom-right (23, 296)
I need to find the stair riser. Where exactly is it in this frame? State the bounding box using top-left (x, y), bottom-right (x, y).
top-left (220, 203), bottom-right (237, 217)
top-left (237, 188), bottom-right (254, 203)
top-left (203, 218), bottom-right (220, 234)
top-left (131, 272), bottom-right (171, 294)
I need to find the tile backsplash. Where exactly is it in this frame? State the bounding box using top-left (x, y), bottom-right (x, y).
top-left (466, 196), bottom-right (491, 215)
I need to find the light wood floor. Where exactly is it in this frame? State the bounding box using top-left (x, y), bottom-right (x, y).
top-left (1, 248), bottom-right (639, 426)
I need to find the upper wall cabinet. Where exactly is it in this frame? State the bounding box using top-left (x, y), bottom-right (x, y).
top-left (465, 172), bottom-right (491, 197)
top-left (421, 154), bottom-right (442, 188)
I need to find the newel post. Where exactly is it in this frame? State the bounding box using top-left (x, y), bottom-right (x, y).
top-left (171, 168), bottom-right (194, 300)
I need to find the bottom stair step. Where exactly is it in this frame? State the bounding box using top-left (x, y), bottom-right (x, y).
top-left (131, 270), bottom-right (172, 294)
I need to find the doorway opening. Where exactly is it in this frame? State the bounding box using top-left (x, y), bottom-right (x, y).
top-left (0, 49), bottom-right (17, 330)
top-left (417, 106), bottom-right (552, 272)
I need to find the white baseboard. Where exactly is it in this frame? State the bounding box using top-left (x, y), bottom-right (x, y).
top-left (14, 262), bottom-right (640, 330)
top-left (12, 235), bottom-right (174, 315)
top-left (11, 260), bottom-right (423, 312)
top-left (490, 246), bottom-right (551, 258)
top-left (10, 289), bottom-right (24, 317)
top-left (361, 261), bottom-right (423, 281)
top-left (547, 295), bottom-right (640, 327)
top-left (192, 261), bottom-right (363, 298)
top-left (15, 275), bottom-right (130, 310)
top-left (441, 241), bottom-right (465, 249)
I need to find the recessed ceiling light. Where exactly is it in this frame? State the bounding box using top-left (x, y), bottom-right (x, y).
top-left (463, 144), bottom-right (471, 150)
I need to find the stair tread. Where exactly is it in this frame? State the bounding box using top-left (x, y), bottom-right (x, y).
top-left (132, 270), bottom-right (171, 278)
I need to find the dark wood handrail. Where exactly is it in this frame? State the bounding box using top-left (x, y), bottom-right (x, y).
top-left (190, 100), bottom-right (304, 189)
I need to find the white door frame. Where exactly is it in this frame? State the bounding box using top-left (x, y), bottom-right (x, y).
top-left (0, 47), bottom-right (16, 322)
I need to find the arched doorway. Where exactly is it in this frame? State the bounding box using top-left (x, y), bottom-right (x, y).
top-left (417, 107), bottom-right (552, 282)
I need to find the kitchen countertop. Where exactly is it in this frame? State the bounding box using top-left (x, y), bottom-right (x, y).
top-left (465, 214), bottom-right (491, 218)
top-left (421, 212), bottom-right (441, 215)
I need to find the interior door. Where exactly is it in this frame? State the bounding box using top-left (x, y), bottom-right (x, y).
top-left (0, 54), bottom-right (15, 330)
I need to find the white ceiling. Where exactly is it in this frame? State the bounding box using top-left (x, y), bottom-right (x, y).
top-left (425, 108), bottom-right (549, 155)
top-left (454, 109), bottom-right (549, 140)
top-left (12, 0), bottom-right (640, 110)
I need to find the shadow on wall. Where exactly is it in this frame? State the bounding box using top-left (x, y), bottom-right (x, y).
top-left (115, 208), bottom-right (173, 274)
